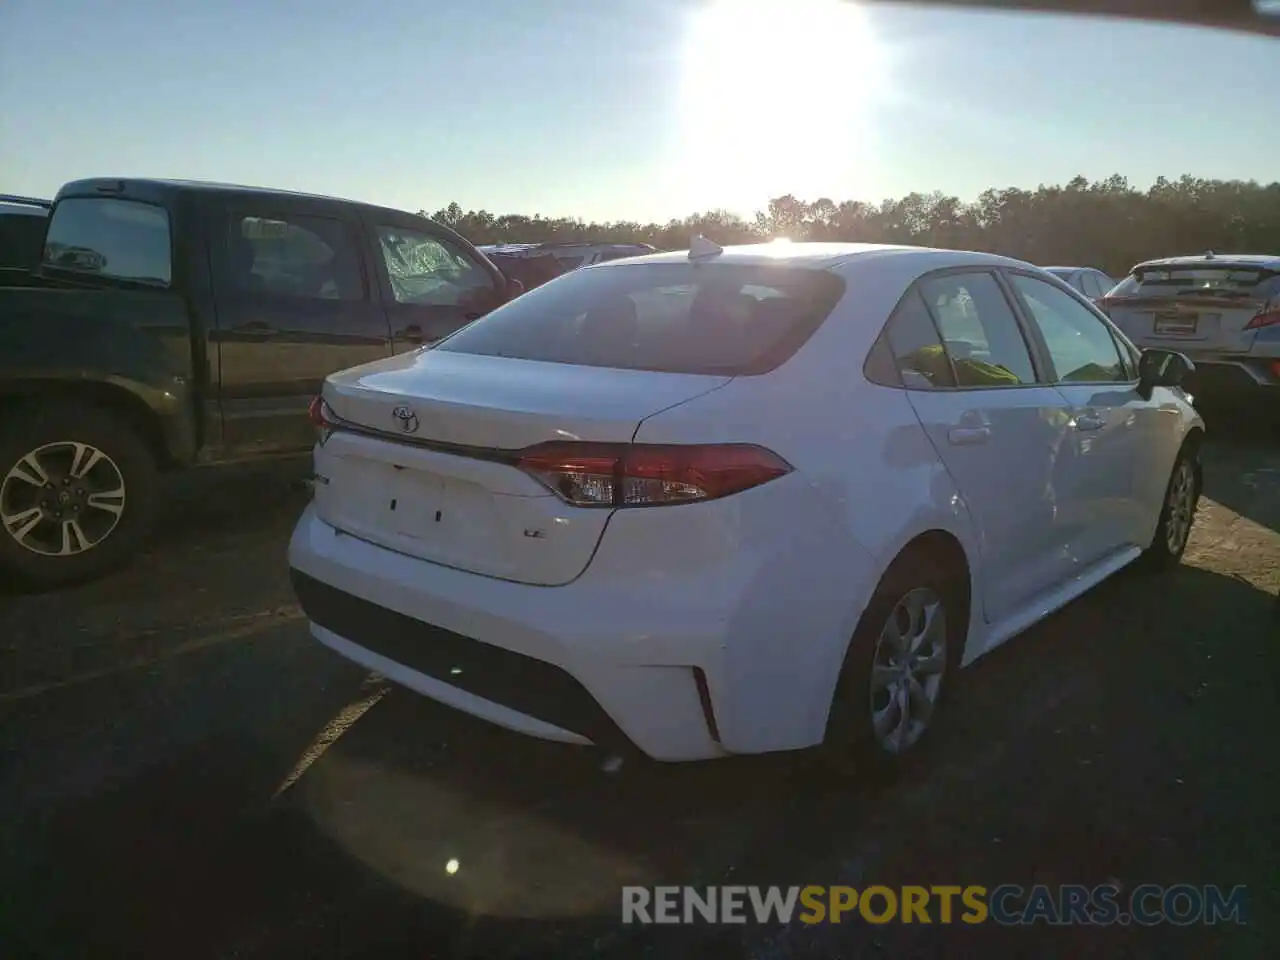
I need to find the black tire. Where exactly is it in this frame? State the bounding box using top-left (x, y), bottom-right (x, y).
top-left (819, 545), bottom-right (968, 778)
top-left (1141, 443), bottom-right (1202, 572)
top-left (0, 402), bottom-right (158, 589)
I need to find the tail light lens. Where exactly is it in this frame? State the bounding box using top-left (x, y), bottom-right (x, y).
top-left (516, 442), bottom-right (792, 508)
top-left (308, 395), bottom-right (336, 429)
top-left (1243, 308), bottom-right (1280, 331)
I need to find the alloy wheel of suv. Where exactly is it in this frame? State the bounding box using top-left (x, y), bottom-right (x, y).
top-left (0, 402), bottom-right (158, 587)
top-left (1, 440), bottom-right (127, 556)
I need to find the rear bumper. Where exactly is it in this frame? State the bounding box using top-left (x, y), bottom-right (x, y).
top-left (288, 501), bottom-right (876, 761)
top-left (290, 568), bottom-right (636, 751)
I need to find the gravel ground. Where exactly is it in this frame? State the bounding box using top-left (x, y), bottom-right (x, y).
top-left (0, 416), bottom-right (1276, 959)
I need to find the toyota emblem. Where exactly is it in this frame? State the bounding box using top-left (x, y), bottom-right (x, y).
top-left (392, 405), bottom-right (420, 434)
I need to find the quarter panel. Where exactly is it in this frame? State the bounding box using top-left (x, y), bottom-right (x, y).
top-left (632, 367), bottom-right (983, 749)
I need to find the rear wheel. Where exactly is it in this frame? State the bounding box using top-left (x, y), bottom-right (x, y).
top-left (0, 403), bottom-right (158, 588)
top-left (820, 546), bottom-right (967, 777)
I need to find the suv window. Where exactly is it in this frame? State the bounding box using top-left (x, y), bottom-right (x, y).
top-left (0, 209), bottom-right (47, 270)
top-left (919, 272), bottom-right (1037, 386)
top-left (376, 225), bottom-right (495, 307)
top-left (42, 198), bottom-right (171, 285)
top-left (1010, 273), bottom-right (1129, 383)
top-left (434, 261), bottom-right (846, 376)
top-left (227, 213), bottom-right (364, 300)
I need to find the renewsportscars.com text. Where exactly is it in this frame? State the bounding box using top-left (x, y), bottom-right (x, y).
top-left (621, 884), bottom-right (1248, 926)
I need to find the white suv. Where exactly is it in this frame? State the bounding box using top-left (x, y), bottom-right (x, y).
top-left (1103, 253), bottom-right (1280, 398)
top-left (289, 242), bottom-right (1204, 769)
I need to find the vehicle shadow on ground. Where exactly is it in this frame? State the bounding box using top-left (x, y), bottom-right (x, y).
top-left (1195, 401), bottom-right (1280, 533)
top-left (4, 561), bottom-right (1274, 960)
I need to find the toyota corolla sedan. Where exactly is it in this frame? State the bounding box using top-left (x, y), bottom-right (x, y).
top-left (288, 241), bottom-right (1204, 771)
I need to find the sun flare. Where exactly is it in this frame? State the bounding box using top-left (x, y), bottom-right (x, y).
top-left (674, 0), bottom-right (891, 213)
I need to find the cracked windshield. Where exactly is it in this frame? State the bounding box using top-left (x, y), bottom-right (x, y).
top-left (1, 1), bottom-right (1277, 957)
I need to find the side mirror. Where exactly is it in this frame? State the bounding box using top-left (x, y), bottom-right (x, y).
top-left (1137, 349), bottom-right (1194, 399)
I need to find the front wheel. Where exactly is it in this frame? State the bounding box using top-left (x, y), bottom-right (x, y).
top-left (1143, 446), bottom-right (1201, 571)
top-left (0, 403), bottom-right (159, 588)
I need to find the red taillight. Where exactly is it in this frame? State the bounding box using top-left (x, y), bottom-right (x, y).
top-left (1244, 309), bottom-right (1280, 331)
top-left (308, 395), bottom-right (334, 429)
top-left (515, 442), bottom-right (793, 508)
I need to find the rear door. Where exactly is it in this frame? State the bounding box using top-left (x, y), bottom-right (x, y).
top-left (1005, 270), bottom-right (1156, 562)
top-left (210, 205), bottom-right (392, 456)
top-left (364, 212), bottom-right (507, 351)
top-left (892, 269), bottom-right (1075, 624)
top-left (1106, 261), bottom-right (1280, 355)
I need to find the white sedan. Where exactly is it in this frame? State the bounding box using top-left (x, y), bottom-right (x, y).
top-left (288, 240), bottom-right (1204, 770)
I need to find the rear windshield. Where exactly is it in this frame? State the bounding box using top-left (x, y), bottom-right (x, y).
top-left (433, 261), bottom-right (846, 375)
top-left (42, 197), bottom-right (172, 286)
top-left (1112, 263), bottom-right (1279, 299)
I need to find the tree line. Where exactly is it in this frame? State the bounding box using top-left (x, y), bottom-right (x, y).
top-left (423, 174), bottom-right (1280, 278)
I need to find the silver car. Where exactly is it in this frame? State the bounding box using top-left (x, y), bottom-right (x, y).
top-left (1043, 265), bottom-right (1116, 304)
top-left (1104, 252), bottom-right (1280, 396)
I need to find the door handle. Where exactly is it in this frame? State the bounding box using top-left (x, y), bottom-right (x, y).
top-left (948, 426), bottom-right (990, 445)
top-left (397, 325), bottom-right (424, 343)
top-left (1074, 414), bottom-right (1106, 431)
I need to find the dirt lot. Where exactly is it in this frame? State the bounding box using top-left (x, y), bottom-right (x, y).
top-left (1, 416), bottom-right (1277, 959)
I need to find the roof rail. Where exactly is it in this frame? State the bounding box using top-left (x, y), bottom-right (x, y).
top-left (532, 240), bottom-right (654, 250)
top-left (0, 194), bottom-right (53, 209)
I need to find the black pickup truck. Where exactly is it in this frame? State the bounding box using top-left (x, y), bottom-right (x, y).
top-left (0, 178), bottom-right (522, 587)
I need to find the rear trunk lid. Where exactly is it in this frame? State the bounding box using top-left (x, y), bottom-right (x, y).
top-left (1105, 261), bottom-right (1279, 354)
top-left (312, 349), bottom-right (731, 585)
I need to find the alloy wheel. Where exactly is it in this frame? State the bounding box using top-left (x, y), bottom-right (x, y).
top-left (1165, 459), bottom-right (1197, 555)
top-left (869, 586), bottom-right (948, 754)
top-left (0, 441), bottom-right (127, 557)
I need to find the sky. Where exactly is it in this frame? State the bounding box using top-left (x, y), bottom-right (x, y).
top-left (2, 0), bottom-right (1277, 224)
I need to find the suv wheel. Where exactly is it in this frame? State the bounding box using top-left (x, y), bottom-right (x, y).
top-left (0, 403), bottom-right (158, 588)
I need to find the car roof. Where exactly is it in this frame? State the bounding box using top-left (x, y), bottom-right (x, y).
top-left (0, 201), bottom-right (49, 218)
top-left (0, 194), bottom-right (52, 217)
top-left (54, 177), bottom-right (426, 222)
top-left (605, 241), bottom-right (1037, 274)
top-left (1132, 253), bottom-right (1280, 270)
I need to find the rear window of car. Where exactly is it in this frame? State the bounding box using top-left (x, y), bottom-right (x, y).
top-left (489, 252), bottom-right (564, 288)
top-left (42, 197), bottom-right (172, 286)
top-left (433, 261), bottom-right (846, 375)
top-left (1112, 263), bottom-right (1279, 299)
